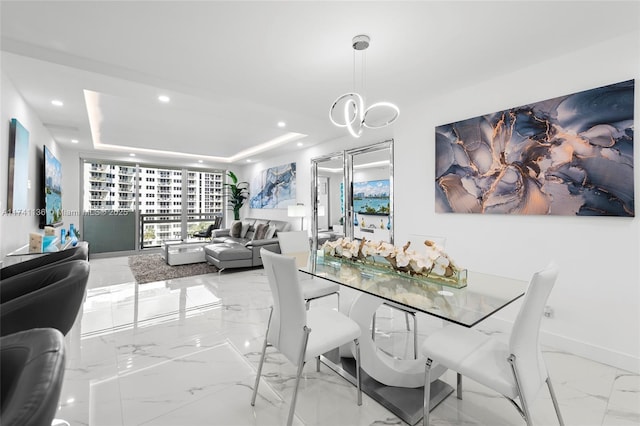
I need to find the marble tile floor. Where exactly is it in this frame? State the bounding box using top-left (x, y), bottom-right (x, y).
top-left (55, 256), bottom-right (640, 426)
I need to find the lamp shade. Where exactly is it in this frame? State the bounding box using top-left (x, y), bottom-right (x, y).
top-left (288, 204), bottom-right (305, 218)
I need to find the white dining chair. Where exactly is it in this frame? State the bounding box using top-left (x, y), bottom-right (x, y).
top-left (421, 263), bottom-right (564, 426)
top-left (372, 236), bottom-right (446, 359)
top-left (278, 231), bottom-right (340, 309)
top-left (251, 249), bottom-right (362, 426)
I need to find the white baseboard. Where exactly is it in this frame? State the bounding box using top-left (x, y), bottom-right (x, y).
top-left (541, 330), bottom-right (640, 374)
top-left (480, 315), bottom-right (640, 374)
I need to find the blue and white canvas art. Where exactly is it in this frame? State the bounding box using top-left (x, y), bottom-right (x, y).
top-left (435, 80), bottom-right (634, 216)
top-left (249, 163), bottom-right (296, 209)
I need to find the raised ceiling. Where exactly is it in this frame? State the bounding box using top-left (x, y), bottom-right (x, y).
top-left (1, 1), bottom-right (637, 165)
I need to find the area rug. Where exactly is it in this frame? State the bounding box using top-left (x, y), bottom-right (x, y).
top-left (128, 253), bottom-right (218, 284)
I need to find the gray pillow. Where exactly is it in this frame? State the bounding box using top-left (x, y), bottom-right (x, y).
top-left (253, 223), bottom-right (268, 240)
top-left (240, 221), bottom-right (251, 238)
top-left (230, 220), bottom-right (242, 238)
top-left (265, 224), bottom-right (277, 239)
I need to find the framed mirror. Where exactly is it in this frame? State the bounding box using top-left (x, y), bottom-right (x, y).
top-left (346, 140), bottom-right (394, 244)
top-left (311, 139), bottom-right (394, 251)
top-left (310, 152), bottom-right (345, 251)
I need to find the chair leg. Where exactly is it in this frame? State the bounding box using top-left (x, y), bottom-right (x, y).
top-left (508, 354), bottom-right (533, 426)
top-left (412, 312), bottom-right (418, 359)
top-left (457, 373), bottom-right (463, 399)
top-left (287, 326), bottom-right (311, 426)
top-left (288, 360), bottom-right (306, 426)
top-left (372, 311), bottom-right (377, 340)
top-left (316, 356), bottom-right (321, 372)
top-left (354, 339), bottom-right (362, 406)
top-left (251, 307), bottom-right (273, 406)
top-left (423, 358), bottom-right (433, 426)
top-left (546, 376), bottom-right (565, 426)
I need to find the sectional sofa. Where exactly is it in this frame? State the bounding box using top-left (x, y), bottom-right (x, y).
top-left (204, 218), bottom-right (291, 270)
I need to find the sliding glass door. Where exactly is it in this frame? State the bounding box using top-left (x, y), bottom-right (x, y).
top-left (81, 159), bottom-right (224, 253)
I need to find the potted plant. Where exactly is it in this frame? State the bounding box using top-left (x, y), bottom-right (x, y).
top-left (224, 171), bottom-right (249, 220)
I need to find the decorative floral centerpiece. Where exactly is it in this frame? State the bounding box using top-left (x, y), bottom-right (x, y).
top-left (321, 238), bottom-right (467, 288)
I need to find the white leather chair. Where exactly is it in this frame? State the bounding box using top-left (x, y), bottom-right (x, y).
top-left (372, 236), bottom-right (446, 359)
top-left (421, 263), bottom-right (564, 426)
top-left (277, 231), bottom-right (340, 309)
top-left (251, 249), bottom-right (362, 426)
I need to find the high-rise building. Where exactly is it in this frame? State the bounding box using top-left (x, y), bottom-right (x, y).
top-left (84, 162), bottom-right (224, 247)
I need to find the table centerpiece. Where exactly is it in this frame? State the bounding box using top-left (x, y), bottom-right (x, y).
top-left (320, 237), bottom-right (467, 289)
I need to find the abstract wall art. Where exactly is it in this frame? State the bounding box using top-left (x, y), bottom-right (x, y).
top-left (435, 80), bottom-right (634, 216)
top-left (249, 162), bottom-right (296, 209)
top-left (7, 118), bottom-right (30, 211)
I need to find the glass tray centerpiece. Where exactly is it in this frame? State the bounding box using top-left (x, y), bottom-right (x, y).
top-left (321, 237), bottom-right (467, 289)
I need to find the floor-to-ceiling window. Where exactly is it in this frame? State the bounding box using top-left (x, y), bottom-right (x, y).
top-left (82, 159), bottom-right (224, 252)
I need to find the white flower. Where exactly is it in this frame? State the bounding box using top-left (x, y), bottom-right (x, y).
top-left (425, 246), bottom-right (440, 261)
top-left (377, 242), bottom-right (396, 258)
top-left (432, 263), bottom-right (447, 276)
top-left (410, 254), bottom-right (432, 273)
top-left (361, 241), bottom-right (377, 257)
top-left (435, 256), bottom-right (450, 268)
top-left (346, 241), bottom-right (360, 257)
top-left (396, 250), bottom-right (411, 268)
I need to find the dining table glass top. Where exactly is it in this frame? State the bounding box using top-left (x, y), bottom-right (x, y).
top-left (300, 251), bottom-right (528, 328)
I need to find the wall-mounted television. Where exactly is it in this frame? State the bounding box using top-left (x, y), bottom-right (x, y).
top-left (41, 145), bottom-right (63, 228)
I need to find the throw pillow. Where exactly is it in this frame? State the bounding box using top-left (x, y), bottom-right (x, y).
top-left (265, 224), bottom-right (277, 239)
top-left (230, 220), bottom-right (242, 238)
top-left (240, 221), bottom-right (251, 238)
top-left (253, 223), bottom-right (268, 240)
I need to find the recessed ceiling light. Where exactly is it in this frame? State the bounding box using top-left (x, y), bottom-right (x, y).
top-left (198, 160), bottom-right (203, 163)
top-left (129, 153), bottom-right (136, 157)
top-left (246, 159), bottom-right (252, 163)
top-left (297, 142), bottom-right (303, 147)
top-left (71, 139), bottom-right (79, 144)
top-left (277, 121), bottom-right (286, 128)
top-left (51, 100), bottom-right (64, 107)
top-left (158, 95), bottom-right (170, 103)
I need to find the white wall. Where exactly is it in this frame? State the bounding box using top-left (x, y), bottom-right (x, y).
top-left (393, 32), bottom-right (639, 372)
top-left (241, 32), bottom-right (640, 372)
top-left (0, 71), bottom-right (61, 259)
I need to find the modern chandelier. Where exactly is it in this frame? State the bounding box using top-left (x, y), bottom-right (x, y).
top-left (329, 35), bottom-right (400, 138)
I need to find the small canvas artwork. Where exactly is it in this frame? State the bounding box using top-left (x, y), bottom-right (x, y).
top-left (249, 162), bottom-right (296, 209)
top-left (44, 146), bottom-right (63, 226)
top-left (353, 179), bottom-right (390, 215)
top-left (435, 80), bottom-right (634, 216)
top-left (7, 118), bottom-right (30, 211)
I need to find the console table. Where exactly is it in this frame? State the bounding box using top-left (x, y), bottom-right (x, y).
top-left (4, 240), bottom-right (85, 267)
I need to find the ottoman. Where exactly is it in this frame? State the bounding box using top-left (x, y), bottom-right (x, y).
top-left (204, 242), bottom-right (253, 270)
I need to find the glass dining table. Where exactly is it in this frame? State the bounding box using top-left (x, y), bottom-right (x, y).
top-left (299, 251), bottom-right (528, 425)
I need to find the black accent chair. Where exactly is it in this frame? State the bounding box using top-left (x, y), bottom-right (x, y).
top-left (193, 216), bottom-right (222, 239)
top-left (0, 328), bottom-right (66, 426)
top-left (1, 242), bottom-right (89, 281)
top-left (0, 260), bottom-right (90, 337)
